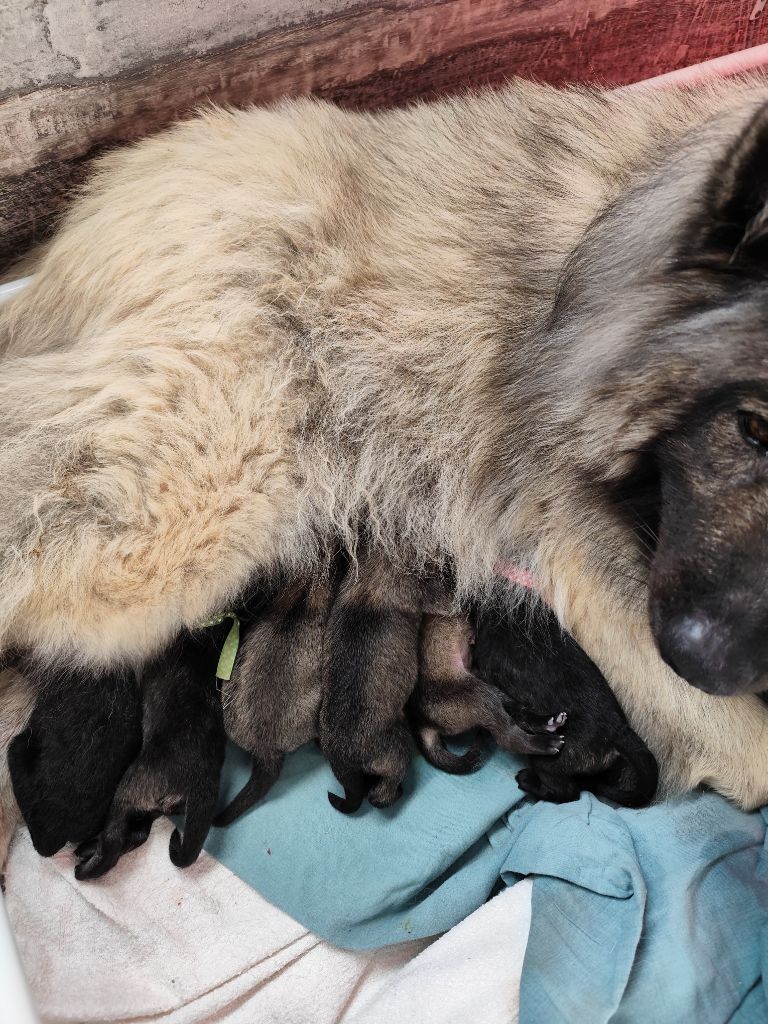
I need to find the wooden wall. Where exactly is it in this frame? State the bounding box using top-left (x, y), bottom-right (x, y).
top-left (2, 0), bottom-right (768, 271)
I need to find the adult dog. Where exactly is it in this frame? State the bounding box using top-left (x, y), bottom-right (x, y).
top-left (1, 77), bottom-right (768, 807)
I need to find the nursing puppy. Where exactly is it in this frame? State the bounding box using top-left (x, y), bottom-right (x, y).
top-left (409, 614), bottom-right (565, 773)
top-left (473, 606), bottom-right (658, 807)
top-left (8, 663), bottom-right (142, 858)
top-left (323, 549), bottom-right (569, 809)
top-left (75, 625), bottom-right (228, 879)
top-left (215, 576), bottom-right (334, 825)
top-left (319, 547), bottom-right (426, 812)
top-left (4, 80), bottom-right (768, 805)
top-left (219, 554), bottom-right (428, 820)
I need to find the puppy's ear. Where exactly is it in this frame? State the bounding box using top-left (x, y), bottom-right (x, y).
top-left (700, 101), bottom-right (768, 265)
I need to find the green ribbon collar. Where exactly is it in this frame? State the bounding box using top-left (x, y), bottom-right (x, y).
top-left (199, 611), bottom-right (240, 681)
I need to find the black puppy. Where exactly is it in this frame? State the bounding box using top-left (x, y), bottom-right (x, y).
top-left (75, 623), bottom-right (229, 879)
top-left (8, 663), bottom-right (142, 857)
top-left (472, 604), bottom-right (658, 806)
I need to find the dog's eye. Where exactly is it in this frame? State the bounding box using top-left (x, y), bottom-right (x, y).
top-left (738, 411), bottom-right (768, 452)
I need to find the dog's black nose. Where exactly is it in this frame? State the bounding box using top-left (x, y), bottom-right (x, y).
top-left (657, 612), bottom-right (725, 691)
top-left (652, 598), bottom-right (768, 694)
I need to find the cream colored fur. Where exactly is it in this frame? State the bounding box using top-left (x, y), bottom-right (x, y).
top-left (0, 669), bottom-right (34, 869)
top-left (1, 80), bottom-right (768, 804)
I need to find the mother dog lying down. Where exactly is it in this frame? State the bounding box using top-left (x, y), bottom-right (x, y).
top-left (2, 77), bottom-right (768, 807)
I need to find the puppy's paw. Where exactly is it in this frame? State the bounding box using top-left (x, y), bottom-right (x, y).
top-left (367, 779), bottom-right (403, 808)
top-left (504, 704), bottom-right (567, 734)
top-left (74, 841), bottom-right (108, 881)
top-left (328, 789), bottom-right (364, 814)
top-left (545, 712), bottom-right (568, 732)
top-left (73, 835), bottom-right (123, 881)
top-left (516, 767), bottom-right (579, 804)
top-left (502, 725), bottom-right (566, 757)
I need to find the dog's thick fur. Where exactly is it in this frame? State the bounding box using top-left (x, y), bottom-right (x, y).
top-left (0, 668), bottom-right (35, 871)
top-left (473, 606), bottom-right (658, 806)
top-left (2, 80), bottom-right (768, 804)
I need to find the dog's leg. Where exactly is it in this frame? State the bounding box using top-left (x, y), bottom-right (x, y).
top-left (74, 809), bottom-right (133, 880)
top-left (0, 338), bottom-right (303, 673)
top-left (414, 614), bottom-right (566, 761)
top-left (327, 767), bottom-right (372, 814)
top-left (169, 779), bottom-right (220, 868)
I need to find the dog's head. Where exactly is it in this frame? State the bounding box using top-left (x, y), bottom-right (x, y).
top-left (551, 95), bottom-right (768, 695)
top-left (649, 389), bottom-right (768, 694)
top-left (647, 101), bottom-right (768, 695)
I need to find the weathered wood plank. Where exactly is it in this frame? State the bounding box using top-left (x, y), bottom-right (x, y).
top-left (2, 0), bottom-right (767, 270)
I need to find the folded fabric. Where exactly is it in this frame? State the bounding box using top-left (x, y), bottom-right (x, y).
top-left (207, 742), bottom-right (768, 1023)
top-left (509, 795), bottom-right (768, 1023)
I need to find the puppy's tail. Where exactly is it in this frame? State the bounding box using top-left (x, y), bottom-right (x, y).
top-left (213, 760), bottom-right (281, 828)
top-left (327, 766), bottom-right (369, 814)
top-left (416, 727), bottom-right (485, 775)
top-left (593, 727), bottom-right (659, 809)
top-left (169, 783), bottom-right (218, 868)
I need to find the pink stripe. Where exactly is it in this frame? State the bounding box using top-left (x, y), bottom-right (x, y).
top-left (626, 43), bottom-right (768, 91)
top-left (497, 564), bottom-right (538, 591)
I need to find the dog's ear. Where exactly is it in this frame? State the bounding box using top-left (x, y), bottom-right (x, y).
top-left (700, 101), bottom-right (768, 265)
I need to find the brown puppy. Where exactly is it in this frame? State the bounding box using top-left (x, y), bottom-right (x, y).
top-left (219, 552), bottom-right (422, 819)
top-left (215, 576), bottom-right (334, 825)
top-left (409, 614), bottom-right (565, 774)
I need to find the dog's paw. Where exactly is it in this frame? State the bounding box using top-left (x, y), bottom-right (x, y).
top-left (504, 703), bottom-right (567, 734)
top-left (545, 712), bottom-right (568, 732)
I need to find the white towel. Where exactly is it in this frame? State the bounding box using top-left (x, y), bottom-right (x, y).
top-left (4, 822), bottom-right (531, 1024)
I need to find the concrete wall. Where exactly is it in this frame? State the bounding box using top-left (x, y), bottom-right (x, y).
top-left (0, 1), bottom-right (367, 98)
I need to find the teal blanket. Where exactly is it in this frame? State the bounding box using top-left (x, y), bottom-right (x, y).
top-left (204, 743), bottom-right (768, 1023)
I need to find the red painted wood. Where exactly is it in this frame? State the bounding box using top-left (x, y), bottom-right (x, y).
top-left (326, 1), bottom-right (768, 109)
top-left (2, 0), bottom-right (768, 269)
